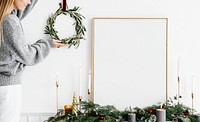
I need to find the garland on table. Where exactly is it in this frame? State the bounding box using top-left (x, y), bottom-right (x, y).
top-left (45, 3), bottom-right (86, 48)
top-left (45, 97), bottom-right (199, 122)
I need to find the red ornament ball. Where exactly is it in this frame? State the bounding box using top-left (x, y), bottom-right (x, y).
top-left (148, 109), bottom-right (153, 113)
top-left (99, 116), bottom-right (105, 120)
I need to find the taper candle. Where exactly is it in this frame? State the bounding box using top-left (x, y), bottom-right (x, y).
top-left (177, 56), bottom-right (180, 77)
top-left (192, 74), bottom-right (194, 93)
top-left (156, 109), bottom-right (166, 122)
top-left (79, 65), bottom-right (82, 97)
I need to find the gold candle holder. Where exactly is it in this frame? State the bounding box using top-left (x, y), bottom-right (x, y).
top-left (64, 105), bottom-right (72, 115)
top-left (56, 81), bottom-right (59, 112)
top-left (79, 96), bottom-right (82, 111)
top-left (177, 76), bottom-right (180, 104)
top-left (191, 93), bottom-right (194, 114)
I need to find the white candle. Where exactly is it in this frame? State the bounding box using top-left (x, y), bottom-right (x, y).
top-left (156, 109), bottom-right (166, 122)
top-left (56, 74), bottom-right (59, 87)
top-left (88, 70), bottom-right (91, 94)
top-left (192, 74), bottom-right (194, 93)
top-left (79, 65), bottom-right (82, 97)
top-left (177, 56), bottom-right (180, 77)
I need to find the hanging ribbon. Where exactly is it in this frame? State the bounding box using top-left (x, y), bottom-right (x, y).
top-left (62, 0), bottom-right (68, 11)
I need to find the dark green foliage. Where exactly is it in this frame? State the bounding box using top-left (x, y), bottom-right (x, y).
top-left (46, 97), bottom-right (199, 122)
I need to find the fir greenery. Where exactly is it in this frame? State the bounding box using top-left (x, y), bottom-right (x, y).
top-left (45, 97), bottom-right (200, 122)
top-left (45, 3), bottom-right (86, 48)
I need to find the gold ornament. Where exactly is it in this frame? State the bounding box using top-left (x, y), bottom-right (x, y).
top-left (72, 92), bottom-right (78, 116)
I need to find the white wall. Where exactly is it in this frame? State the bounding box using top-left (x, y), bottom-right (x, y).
top-left (21, 0), bottom-right (200, 113)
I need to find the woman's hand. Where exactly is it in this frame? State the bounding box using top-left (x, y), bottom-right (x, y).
top-left (53, 39), bottom-right (67, 48)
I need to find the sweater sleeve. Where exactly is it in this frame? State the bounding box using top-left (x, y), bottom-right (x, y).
top-left (3, 19), bottom-right (54, 66)
top-left (13, 0), bottom-right (38, 20)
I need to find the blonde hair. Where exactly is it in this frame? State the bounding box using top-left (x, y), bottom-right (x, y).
top-left (0, 0), bottom-right (14, 45)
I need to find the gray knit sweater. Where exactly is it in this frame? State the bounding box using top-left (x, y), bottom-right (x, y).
top-left (0, 0), bottom-right (54, 86)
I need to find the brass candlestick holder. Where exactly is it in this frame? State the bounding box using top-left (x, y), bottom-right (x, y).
top-left (79, 96), bottom-right (82, 111)
top-left (191, 92), bottom-right (194, 115)
top-left (56, 81), bottom-right (59, 112)
top-left (177, 76), bottom-right (180, 104)
top-left (88, 89), bottom-right (91, 95)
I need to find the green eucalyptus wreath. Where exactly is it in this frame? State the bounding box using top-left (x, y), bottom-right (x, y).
top-left (45, 3), bottom-right (86, 48)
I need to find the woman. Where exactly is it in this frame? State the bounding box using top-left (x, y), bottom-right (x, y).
top-left (0, 0), bottom-right (65, 122)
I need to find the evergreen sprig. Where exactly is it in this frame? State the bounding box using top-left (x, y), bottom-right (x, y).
top-left (46, 98), bottom-right (199, 122)
top-left (45, 3), bottom-right (86, 48)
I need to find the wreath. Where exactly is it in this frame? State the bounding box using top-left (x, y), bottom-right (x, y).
top-left (45, 3), bottom-right (86, 48)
